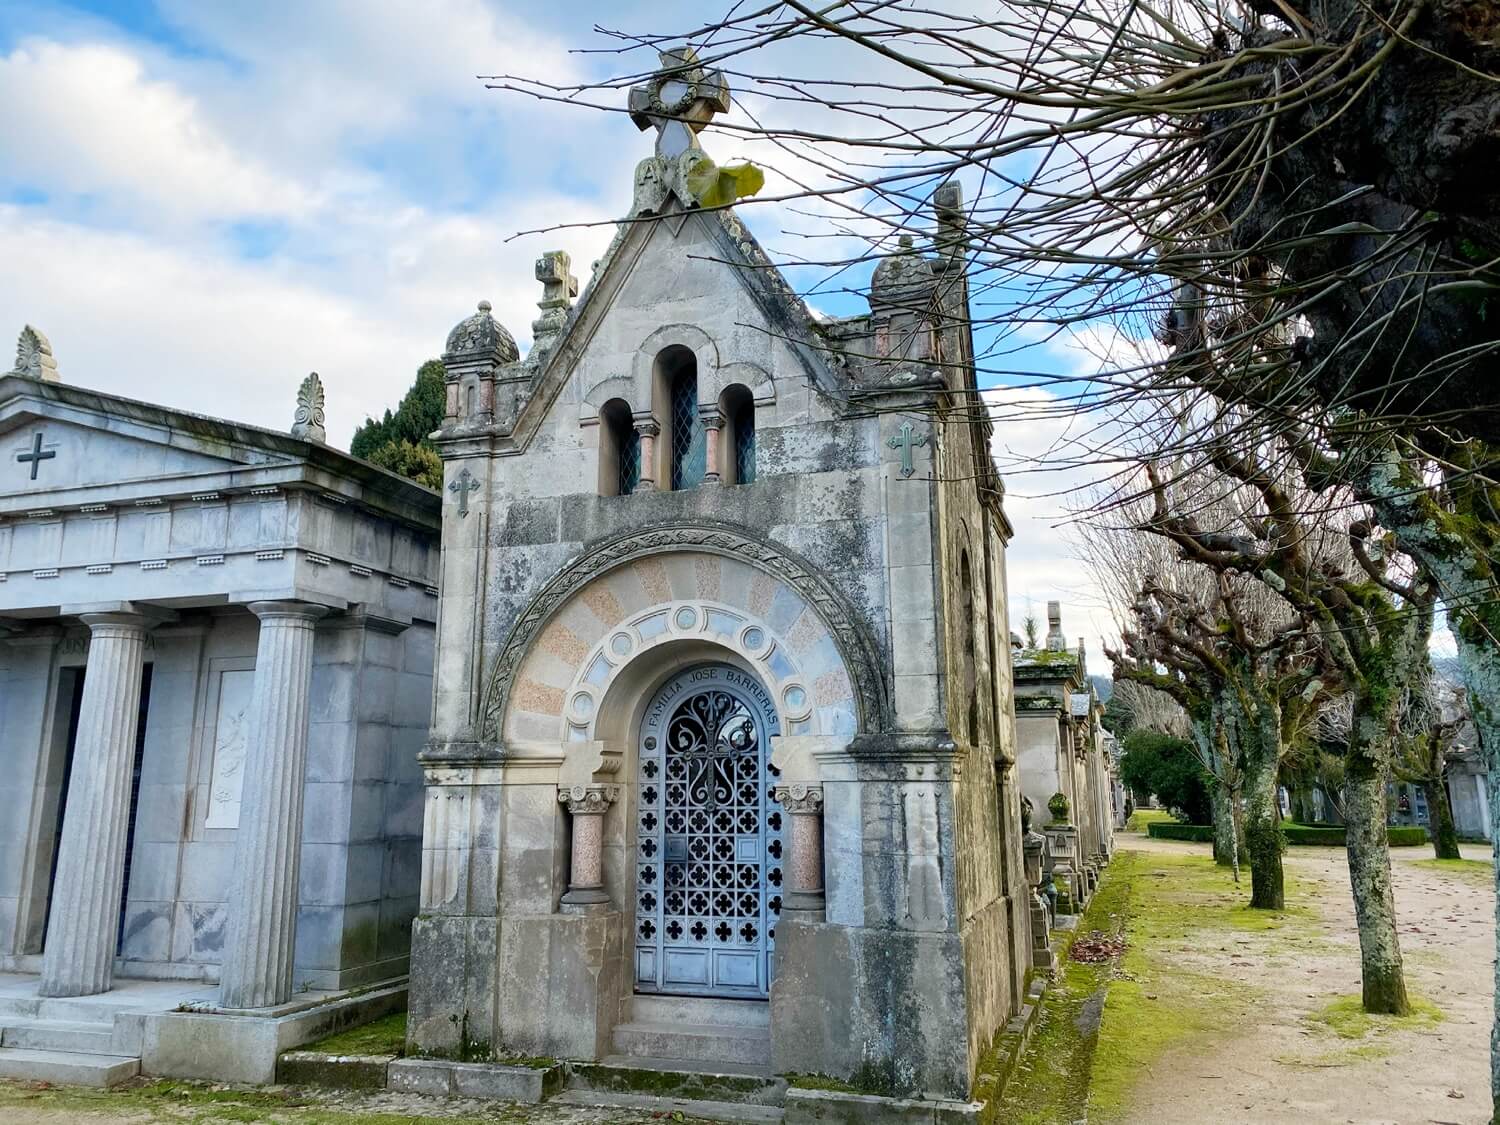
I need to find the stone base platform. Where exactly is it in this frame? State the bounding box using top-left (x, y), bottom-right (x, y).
top-left (0, 970), bottom-right (405, 1087)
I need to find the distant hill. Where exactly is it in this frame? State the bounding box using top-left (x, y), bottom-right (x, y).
top-left (1091, 674), bottom-right (1113, 702)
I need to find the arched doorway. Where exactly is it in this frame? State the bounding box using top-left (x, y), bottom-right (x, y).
top-left (633, 663), bottom-right (782, 999)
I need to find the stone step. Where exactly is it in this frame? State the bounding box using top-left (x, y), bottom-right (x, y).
top-left (551, 1087), bottom-right (784, 1123)
top-left (570, 1056), bottom-right (786, 1107)
top-left (612, 1019), bottom-right (771, 1067)
top-left (0, 1046), bottom-right (140, 1087)
top-left (0, 1018), bottom-right (116, 1054)
top-left (628, 994), bottom-right (770, 1028)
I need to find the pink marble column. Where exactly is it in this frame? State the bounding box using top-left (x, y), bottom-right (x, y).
top-left (633, 417), bottom-right (659, 492)
top-left (559, 785), bottom-right (619, 906)
top-left (774, 784), bottom-right (825, 919)
top-left (701, 408), bottom-right (724, 484)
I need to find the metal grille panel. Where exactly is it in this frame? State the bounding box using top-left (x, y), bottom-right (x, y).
top-left (636, 675), bottom-right (782, 997)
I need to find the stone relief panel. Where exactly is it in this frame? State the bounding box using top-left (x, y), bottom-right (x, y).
top-left (205, 668), bottom-right (255, 829)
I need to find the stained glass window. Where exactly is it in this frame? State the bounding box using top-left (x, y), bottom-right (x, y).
top-left (733, 407), bottom-right (756, 484)
top-left (618, 425), bottom-right (641, 495)
top-left (671, 370), bottom-right (706, 489)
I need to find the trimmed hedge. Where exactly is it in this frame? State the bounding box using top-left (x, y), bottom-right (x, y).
top-left (1147, 823), bottom-right (1214, 842)
top-left (1147, 822), bottom-right (1429, 847)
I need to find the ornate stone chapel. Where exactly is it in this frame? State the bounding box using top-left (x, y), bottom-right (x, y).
top-left (408, 49), bottom-right (1041, 1100)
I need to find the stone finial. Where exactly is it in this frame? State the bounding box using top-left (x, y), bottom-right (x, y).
top-left (290, 372), bottom-right (326, 443)
top-left (530, 251), bottom-right (578, 353)
top-left (1045, 600), bottom-right (1066, 652)
top-left (14, 325), bottom-right (60, 382)
top-left (628, 46), bottom-right (730, 160)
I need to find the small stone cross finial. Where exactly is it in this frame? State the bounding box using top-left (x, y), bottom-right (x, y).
top-left (449, 466), bottom-right (481, 517)
top-left (628, 46), bottom-right (730, 159)
top-left (13, 325), bottom-right (60, 382)
top-left (290, 372), bottom-right (327, 443)
top-left (531, 251), bottom-right (579, 352)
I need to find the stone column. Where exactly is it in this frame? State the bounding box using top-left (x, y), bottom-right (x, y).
top-left (633, 416), bottom-right (659, 493)
top-left (701, 407), bottom-right (724, 484)
top-left (39, 613), bottom-right (151, 997)
top-left (218, 601), bottom-right (328, 1009)
top-left (774, 784), bottom-right (825, 919)
top-left (559, 785), bottom-right (619, 906)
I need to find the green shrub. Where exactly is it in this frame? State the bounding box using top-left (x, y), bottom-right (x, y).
top-left (1147, 822), bottom-right (1215, 842)
top-left (1146, 822), bottom-right (1429, 847)
top-left (1048, 791), bottom-right (1071, 823)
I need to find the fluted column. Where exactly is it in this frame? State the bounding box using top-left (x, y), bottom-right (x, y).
top-left (39, 613), bottom-right (150, 997)
top-left (559, 785), bottom-right (619, 907)
top-left (218, 601), bottom-right (328, 1009)
top-left (774, 784), bottom-right (825, 920)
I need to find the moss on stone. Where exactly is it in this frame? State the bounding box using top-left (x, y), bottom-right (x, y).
top-left (300, 1012), bottom-right (407, 1058)
top-left (787, 1072), bottom-right (863, 1092)
top-left (1308, 994), bottom-right (1443, 1039)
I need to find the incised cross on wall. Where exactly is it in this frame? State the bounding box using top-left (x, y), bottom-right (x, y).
top-left (888, 420), bottom-right (930, 479)
top-left (15, 431), bottom-right (57, 480)
top-left (449, 466), bottom-right (480, 517)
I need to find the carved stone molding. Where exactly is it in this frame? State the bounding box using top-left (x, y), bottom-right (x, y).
top-left (773, 783), bottom-right (824, 815)
top-left (558, 784), bottom-right (619, 817)
top-left (479, 522), bottom-right (891, 741)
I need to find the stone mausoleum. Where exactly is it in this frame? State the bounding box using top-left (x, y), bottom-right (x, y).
top-left (0, 339), bottom-right (438, 1084)
top-left (1012, 602), bottom-right (1117, 914)
top-left (407, 49), bottom-right (1034, 1102)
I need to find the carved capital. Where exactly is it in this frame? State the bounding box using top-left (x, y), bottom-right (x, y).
top-left (559, 784), bottom-right (619, 816)
top-left (774, 783), bottom-right (824, 815)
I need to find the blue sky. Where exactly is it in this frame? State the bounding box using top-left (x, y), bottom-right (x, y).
top-left (0, 0), bottom-right (1124, 656)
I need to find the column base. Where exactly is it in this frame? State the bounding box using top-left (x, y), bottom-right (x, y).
top-left (560, 886), bottom-right (612, 906)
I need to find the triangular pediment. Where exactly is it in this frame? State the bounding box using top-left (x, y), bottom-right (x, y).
top-left (0, 380), bottom-right (295, 500)
top-left (510, 203), bottom-right (843, 448)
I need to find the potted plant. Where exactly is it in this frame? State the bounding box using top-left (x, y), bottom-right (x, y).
top-left (1047, 791), bottom-right (1071, 825)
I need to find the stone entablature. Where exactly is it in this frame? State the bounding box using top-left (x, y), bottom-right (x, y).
top-left (0, 374), bottom-right (439, 618)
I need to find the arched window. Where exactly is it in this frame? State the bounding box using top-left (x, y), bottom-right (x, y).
top-left (719, 384), bottom-right (756, 485)
top-left (598, 399), bottom-right (640, 497)
top-left (658, 346), bottom-right (705, 490)
top-left (959, 551), bottom-right (979, 747)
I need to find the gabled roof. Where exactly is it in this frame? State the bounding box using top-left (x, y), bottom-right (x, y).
top-left (504, 200), bottom-right (847, 452)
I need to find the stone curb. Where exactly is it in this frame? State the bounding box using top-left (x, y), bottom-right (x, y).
top-left (783, 1087), bottom-right (984, 1123)
top-left (388, 1057), bottom-right (565, 1103)
top-left (276, 1050), bottom-right (394, 1090)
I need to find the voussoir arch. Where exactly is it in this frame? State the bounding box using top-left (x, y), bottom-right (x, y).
top-left (479, 522), bottom-right (891, 742)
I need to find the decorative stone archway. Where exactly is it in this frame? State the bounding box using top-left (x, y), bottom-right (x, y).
top-left (481, 524), bottom-right (889, 747)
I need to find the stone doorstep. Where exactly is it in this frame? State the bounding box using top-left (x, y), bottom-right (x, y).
top-left (550, 1087), bottom-right (785, 1124)
top-left (388, 1057), bottom-right (565, 1103)
top-left (277, 1050), bottom-right (395, 1091)
top-left (0, 1047), bottom-right (141, 1088)
top-left (567, 1056), bottom-right (788, 1107)
top-left (782, 1088), bottom-right (984, 1124)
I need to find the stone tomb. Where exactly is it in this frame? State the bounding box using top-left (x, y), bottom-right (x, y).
top-left (407, 48), bottom-right (1034, 1107)
top-left (0, 359), bottom-right (438, 1081)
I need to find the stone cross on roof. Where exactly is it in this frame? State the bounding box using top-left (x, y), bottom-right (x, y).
top-left (628, 46), bottom-right (730, 160)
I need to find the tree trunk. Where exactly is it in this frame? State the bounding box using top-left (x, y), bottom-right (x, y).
top-left (1421, 779), bottom-right (1461, 860)
top-left (1241, 748), bottom-right (1283, 910)
top-left (1342, 762), bottom-right (1410, 1014)
top-left (1449, 622), bottom-right (1500, 1109)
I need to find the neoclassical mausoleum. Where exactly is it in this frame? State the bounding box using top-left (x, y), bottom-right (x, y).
top-left (408, 50), bottom-right (1034, 1099)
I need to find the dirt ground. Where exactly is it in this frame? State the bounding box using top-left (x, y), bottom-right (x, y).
top-left (1113, 835), bottom-right (1493, 1125)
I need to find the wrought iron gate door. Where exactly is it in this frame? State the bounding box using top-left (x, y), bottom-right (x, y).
top-left (634, 665), bottom-right (782, 997)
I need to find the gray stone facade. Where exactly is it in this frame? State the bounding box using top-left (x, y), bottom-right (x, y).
top-left (1011, 603), bottom-right (1116, 912)
top-left (407, 52), bottom-right (1031, 1103)
top-left (0, 370), bottom-right (439, 1000)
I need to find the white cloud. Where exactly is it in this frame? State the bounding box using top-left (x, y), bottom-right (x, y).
top-left (0, 39), bottom-right (316, 224)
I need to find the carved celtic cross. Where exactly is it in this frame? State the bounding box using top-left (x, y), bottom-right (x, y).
top-left (628, 46), bottom-right (730, 159)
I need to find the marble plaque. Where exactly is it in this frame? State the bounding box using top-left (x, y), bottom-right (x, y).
top-left (205, 668), bottom-right (254, 828)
